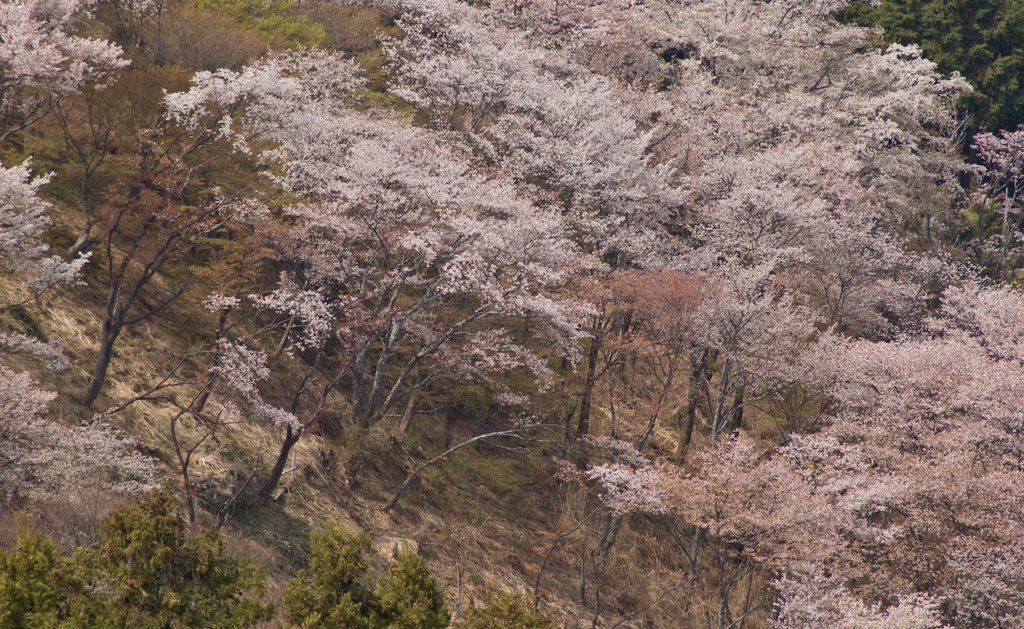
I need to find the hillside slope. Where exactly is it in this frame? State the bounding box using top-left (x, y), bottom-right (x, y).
top-left (3, 1), bottom-right (1024, 628)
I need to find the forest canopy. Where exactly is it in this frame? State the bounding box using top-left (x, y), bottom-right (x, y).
top-left (2, 0), bottom-right (1024, 627)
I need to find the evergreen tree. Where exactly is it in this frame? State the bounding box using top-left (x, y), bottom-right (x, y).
top-left (283, 524), bottom-right (377, 628)
top-left (846, 0), bottom-right (1024, 132)
top-left (0, 492), bottom-right (270, 629)
top-left (0, 518), bottom-right (60, 629)
top-left (284, 524), bottom-right (450, 628)
top-left (375, 552), bottom-right (449, 629)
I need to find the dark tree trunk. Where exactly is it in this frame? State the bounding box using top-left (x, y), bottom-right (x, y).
top-left (728, 387), bottom-right (745, 436)
top-left (83, 320), bottom-right (121, 407)
top-left (351, 346), bottom-right (370, 429)
top-left (675, 349), bottom-right (710, 462)
top-left (189, 376), bottom-right (216, 417)
top-left (599, 512), bottom-right (623, 555)
top-left (561, 404), bottom-right (576, 446)
top-left (259, 425), bottom-right (301, 501)
top-left (577, 334), bottom-right (601, 437)
top-left (710, 357), bottom-right (733, 443)
top-left (636, 357), bottom-right (679, 453)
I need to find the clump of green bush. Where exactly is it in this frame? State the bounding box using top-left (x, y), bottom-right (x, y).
top-left (456, 592), bottom-right (557, 629)
top-left (0, 490), bottom-right (270, 628)
top-left (1, 492), bottom-right (555, 628)
top-left (284, 523), bottom-right (449, 628)
top-left (193, 0), bottom-right (327, 48)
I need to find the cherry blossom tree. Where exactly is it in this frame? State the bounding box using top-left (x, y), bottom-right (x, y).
top-left (593, 270), bottom-right (705, 451)
top-left (78, 48), bottom-right (338, 406)
top-left (161, 48), bottom-right (598, 500)
top-left (378, 0), bottom-right (967, 453)
top-left (383, 0), bottom-right (682, 263)
top-left (0, 0), bottom-right (160, 504)
top-left (778, 326), bottom-right (1024, 627)
top-left (264, 115), bottom-right (594, 494)
top-left (0, 163), bottom-right (81, 419)
top-left (582, 432), bottom-right (842, 628)
top-left (0, 162), bottom-right (89, 304)
top-left (668, 435), bottom-right (841, 629)
top-left (487, 0), bottom-right (659, 84)
top-left (775, 574), bottom-right (945, 629)
top-left (81, 186), bottom-right (252, 407)
top-left (361, 4), bottom-right (1024, 625)
top-left (688, 262), bottom-right (818, 444)
top-left (0, 0), bottom-right (126, 144)
top-left (0, 155), bottom-right (155, 505)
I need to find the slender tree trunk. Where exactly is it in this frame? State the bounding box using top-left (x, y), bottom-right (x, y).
top-left (274, 310), bottom-right (297, 356)
top-left (689, 527), bottom-right (705, 577)
top-left (737, 569), bottom-right (755, 629)
top-left (455, 564), bottom-right (463, 616)
top-left (675, 351), bottom-right (710, 462)
top-left (351, 345), bottom-right (370, 429)
top-left (728, 387), bottom-right (745, 436)
top-left (599, 511), bottom-right (623, 555)
top-left (1000, 192), bottom-right (1011, 277)
top-left (170, 413), bottom-right (196, 524)
top-left (189, 373), bottom-right (217, 417)
top-left (716, 550), bottom-right (733, 629)
top-left (637, 409), bottom-right (659, 453)
top-left (579, 549), bottom-right (586, 602)
top-left (636, 358), bottom-right (678, 452)
top-left (675, 350), bottom-right (708, 463)
top-left (259, 425), bottom-right (301, 501)
top-left (710, 357), bottom-right (733, 443)
top-left (365, 319), bottom-right (401, 425)
top-left (69, 173), bottom-right (97, 257)
top-left (561, 404), bottom-right (576, 446)
top-left (83, 320), bottom-right (121, 407)
top-left (577, 334), bottom-right (601, 437)
top-left (397, 392), bottom-right (417, 434)
top-left (190, 308), bottom-right (229, 416)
